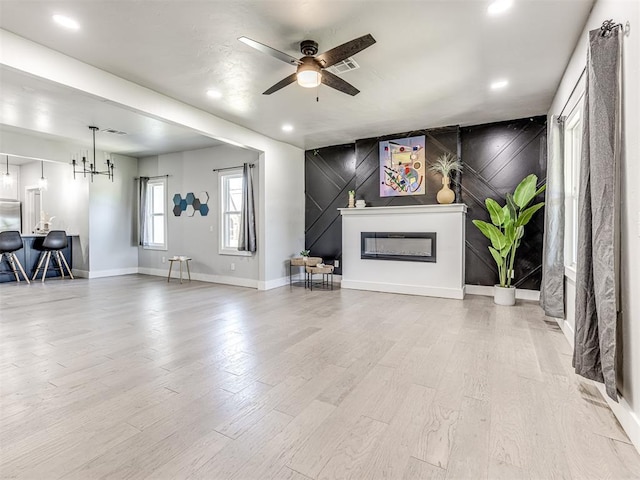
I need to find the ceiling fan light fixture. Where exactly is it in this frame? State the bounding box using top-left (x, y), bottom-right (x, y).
top-left (297, 70), bottom-right (322, 88)
top-left (297, 59), bottom-right (322, 88)
top-left (240, 33), bottom-right (374, 95)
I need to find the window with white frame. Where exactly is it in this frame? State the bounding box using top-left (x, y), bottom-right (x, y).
top-left (563, 101), bottom-right (583, 271)
top-left (144, 177), bottom-right (167, 250)
top-left (219, 170), bottom-right (247, 255)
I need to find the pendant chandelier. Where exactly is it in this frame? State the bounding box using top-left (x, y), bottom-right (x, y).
top-left (39, 160), bottom-right (48, 191)
top-left (71, 126), bottom-right (115, 182)
top-left (3, 154), bottom-right (13, 188)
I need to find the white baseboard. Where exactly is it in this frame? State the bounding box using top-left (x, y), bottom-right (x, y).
top-left (595, 384), bottom-right (640, 454)
top-left (557, 317), bottom-right (575, 348)
top-left (554, 317), bottom-right (640, 454)
top-left (258, 276), bottom-right (290, 290)
top-left (138, 267), bottom-right (258, 289)
top-left (71, 268), bottom-right (138, 279)
top-left (465, 284), bottom-right (540, 301)
top-left (87, 267), bottom-right (139, 279)
top-left (342, 279), bottom-right (464, 299)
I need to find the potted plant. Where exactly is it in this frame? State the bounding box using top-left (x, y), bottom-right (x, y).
top-left (300, 249), bottom-right (310, 263)
top-left (429, 153), bottom-right (462, 204)
top-left (472, 174), bottom-right (545, 305)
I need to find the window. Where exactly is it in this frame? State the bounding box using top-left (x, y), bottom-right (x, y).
top-left (219, 170), bottom-right (249, 256)
top-left (563, 100), bottom-right (583, 272)
top-left (144, 178), bottom-right (167, 250)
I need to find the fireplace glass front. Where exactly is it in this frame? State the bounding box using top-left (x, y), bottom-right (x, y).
top-left (361, 232), bottom-right (436, 262)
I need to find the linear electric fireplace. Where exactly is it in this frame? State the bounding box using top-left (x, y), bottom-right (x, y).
top-left (361, 232), bottom-right (436, 263)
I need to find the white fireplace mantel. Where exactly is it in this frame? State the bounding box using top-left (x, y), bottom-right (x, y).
top-left (338, 204), bottom-right (466, 216)
top-left (339, 203), bottom-right (467, 299)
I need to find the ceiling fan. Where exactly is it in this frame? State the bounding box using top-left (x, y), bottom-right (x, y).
top-left (238, 34), bottom-right (376, 96)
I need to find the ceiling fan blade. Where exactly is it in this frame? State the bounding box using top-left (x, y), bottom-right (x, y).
top-left (321, 70), bottom-right (360, 96)
top-left (263, 73), bottom-right (298, 95)
top-left (315, 34), bottom-right (376, 68)
top-left (238, 36), bottom-right (301, 66)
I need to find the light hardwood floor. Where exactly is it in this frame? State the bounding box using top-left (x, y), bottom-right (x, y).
top-left (1, 275), bottom-right (639, 479)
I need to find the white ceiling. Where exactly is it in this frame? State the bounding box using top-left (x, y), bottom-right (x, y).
top-left (0, 0), bottom-right (594, 154)
top-left (0, 67), bottom-right (224, 157)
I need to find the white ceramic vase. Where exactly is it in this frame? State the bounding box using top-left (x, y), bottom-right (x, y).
top-left (494, 285), bottom-right (516, 306)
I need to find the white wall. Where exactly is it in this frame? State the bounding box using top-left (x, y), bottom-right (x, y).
top-left (138, 144), bottom-right (260, 287)
top-left (0, 30), bottom-right (306, 287)
top-left (88, 153), bottom-right (139, 277)
top-left (549, 0), bottom-right (640, 450)
top-left (7, 130), bottom-right (138, 276)
top-left (19, 159), bottom-right (90, 271)
top-left (260, 145), bottom-right (306, 289)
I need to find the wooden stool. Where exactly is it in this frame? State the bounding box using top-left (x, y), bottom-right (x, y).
top-left (167, 256), bottom-right (191, 283)
top-left (289, 256), bottom-right (322, 289)
top-left (305, 264), bottom-right (334, 291)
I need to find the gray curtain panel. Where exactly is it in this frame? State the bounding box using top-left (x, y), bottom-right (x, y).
top-left (138, 176), bottom-right (149, 246)
top-left (238, 163), bottom-right (257, 252)
top-left (539, 115), bottom-right (565, 318)
top-left (573, 27), bottom-right (621, 401)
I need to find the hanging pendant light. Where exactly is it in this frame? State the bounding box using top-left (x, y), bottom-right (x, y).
top-left (71, 126), bottom-right (115, 182)
top-left (2, 155), bottom-right (13, 188)
top-left (38, 160), bottom-right (48, 190)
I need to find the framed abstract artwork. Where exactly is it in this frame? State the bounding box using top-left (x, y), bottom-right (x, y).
top-left (379, 135), bottom-right (426, 197)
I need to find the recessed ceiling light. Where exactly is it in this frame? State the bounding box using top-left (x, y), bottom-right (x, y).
top-left (490, 79), bottom-right (509, 90)
top-left (282, 124), bottom-right (294, 132)
top-left (487, 0), bottom-right (513, 15)
top-left (206, 89), bottom-right (222, 99)
top-left (52, 14), bottom-right (80, 30)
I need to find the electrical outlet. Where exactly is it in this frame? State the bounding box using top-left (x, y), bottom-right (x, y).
top-left (335, 260), bottom-right (340, 268)
top-left (230, 263), bottom-right (235, 271)
top-left (209, 225), bottom-right (213, 232)
top-left (161, 256), bottom-right (166, 263)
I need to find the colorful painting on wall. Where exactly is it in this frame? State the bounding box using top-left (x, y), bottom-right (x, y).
top-left (379, 135), bottom-right (426, 197)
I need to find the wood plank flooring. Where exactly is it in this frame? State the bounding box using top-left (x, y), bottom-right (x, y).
top-left (1, 275), bottom-right (639, 479)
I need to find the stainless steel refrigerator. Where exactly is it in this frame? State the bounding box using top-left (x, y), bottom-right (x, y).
top-left (0, 199), bottom-right (22, 232)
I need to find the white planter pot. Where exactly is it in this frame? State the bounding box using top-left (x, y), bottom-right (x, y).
top-left (494, 285), bottom-right (516, 306)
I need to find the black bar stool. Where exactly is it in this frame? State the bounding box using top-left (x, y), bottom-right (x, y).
top-left (0, 231), bottom-right (30, 284)
top-left (32, 230), bottom-right (74, 282)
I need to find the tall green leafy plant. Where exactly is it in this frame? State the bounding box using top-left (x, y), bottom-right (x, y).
top-left (472, 174), bottom-right (546, 288)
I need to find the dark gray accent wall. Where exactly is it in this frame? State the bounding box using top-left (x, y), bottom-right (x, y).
top-left (305, 116), bottom-right (547, 288)
top-left (305, 144), bottom-right (356, 275)
top-left (461, 116), bottom-right (547, 290)
top-left (354, 126), bottom-right (460, 206)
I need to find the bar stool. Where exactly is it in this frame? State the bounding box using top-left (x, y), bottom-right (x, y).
top-left (32, 230), bottom-right (74, 282)
top-left (0, 231), bottom-right (30, 284)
